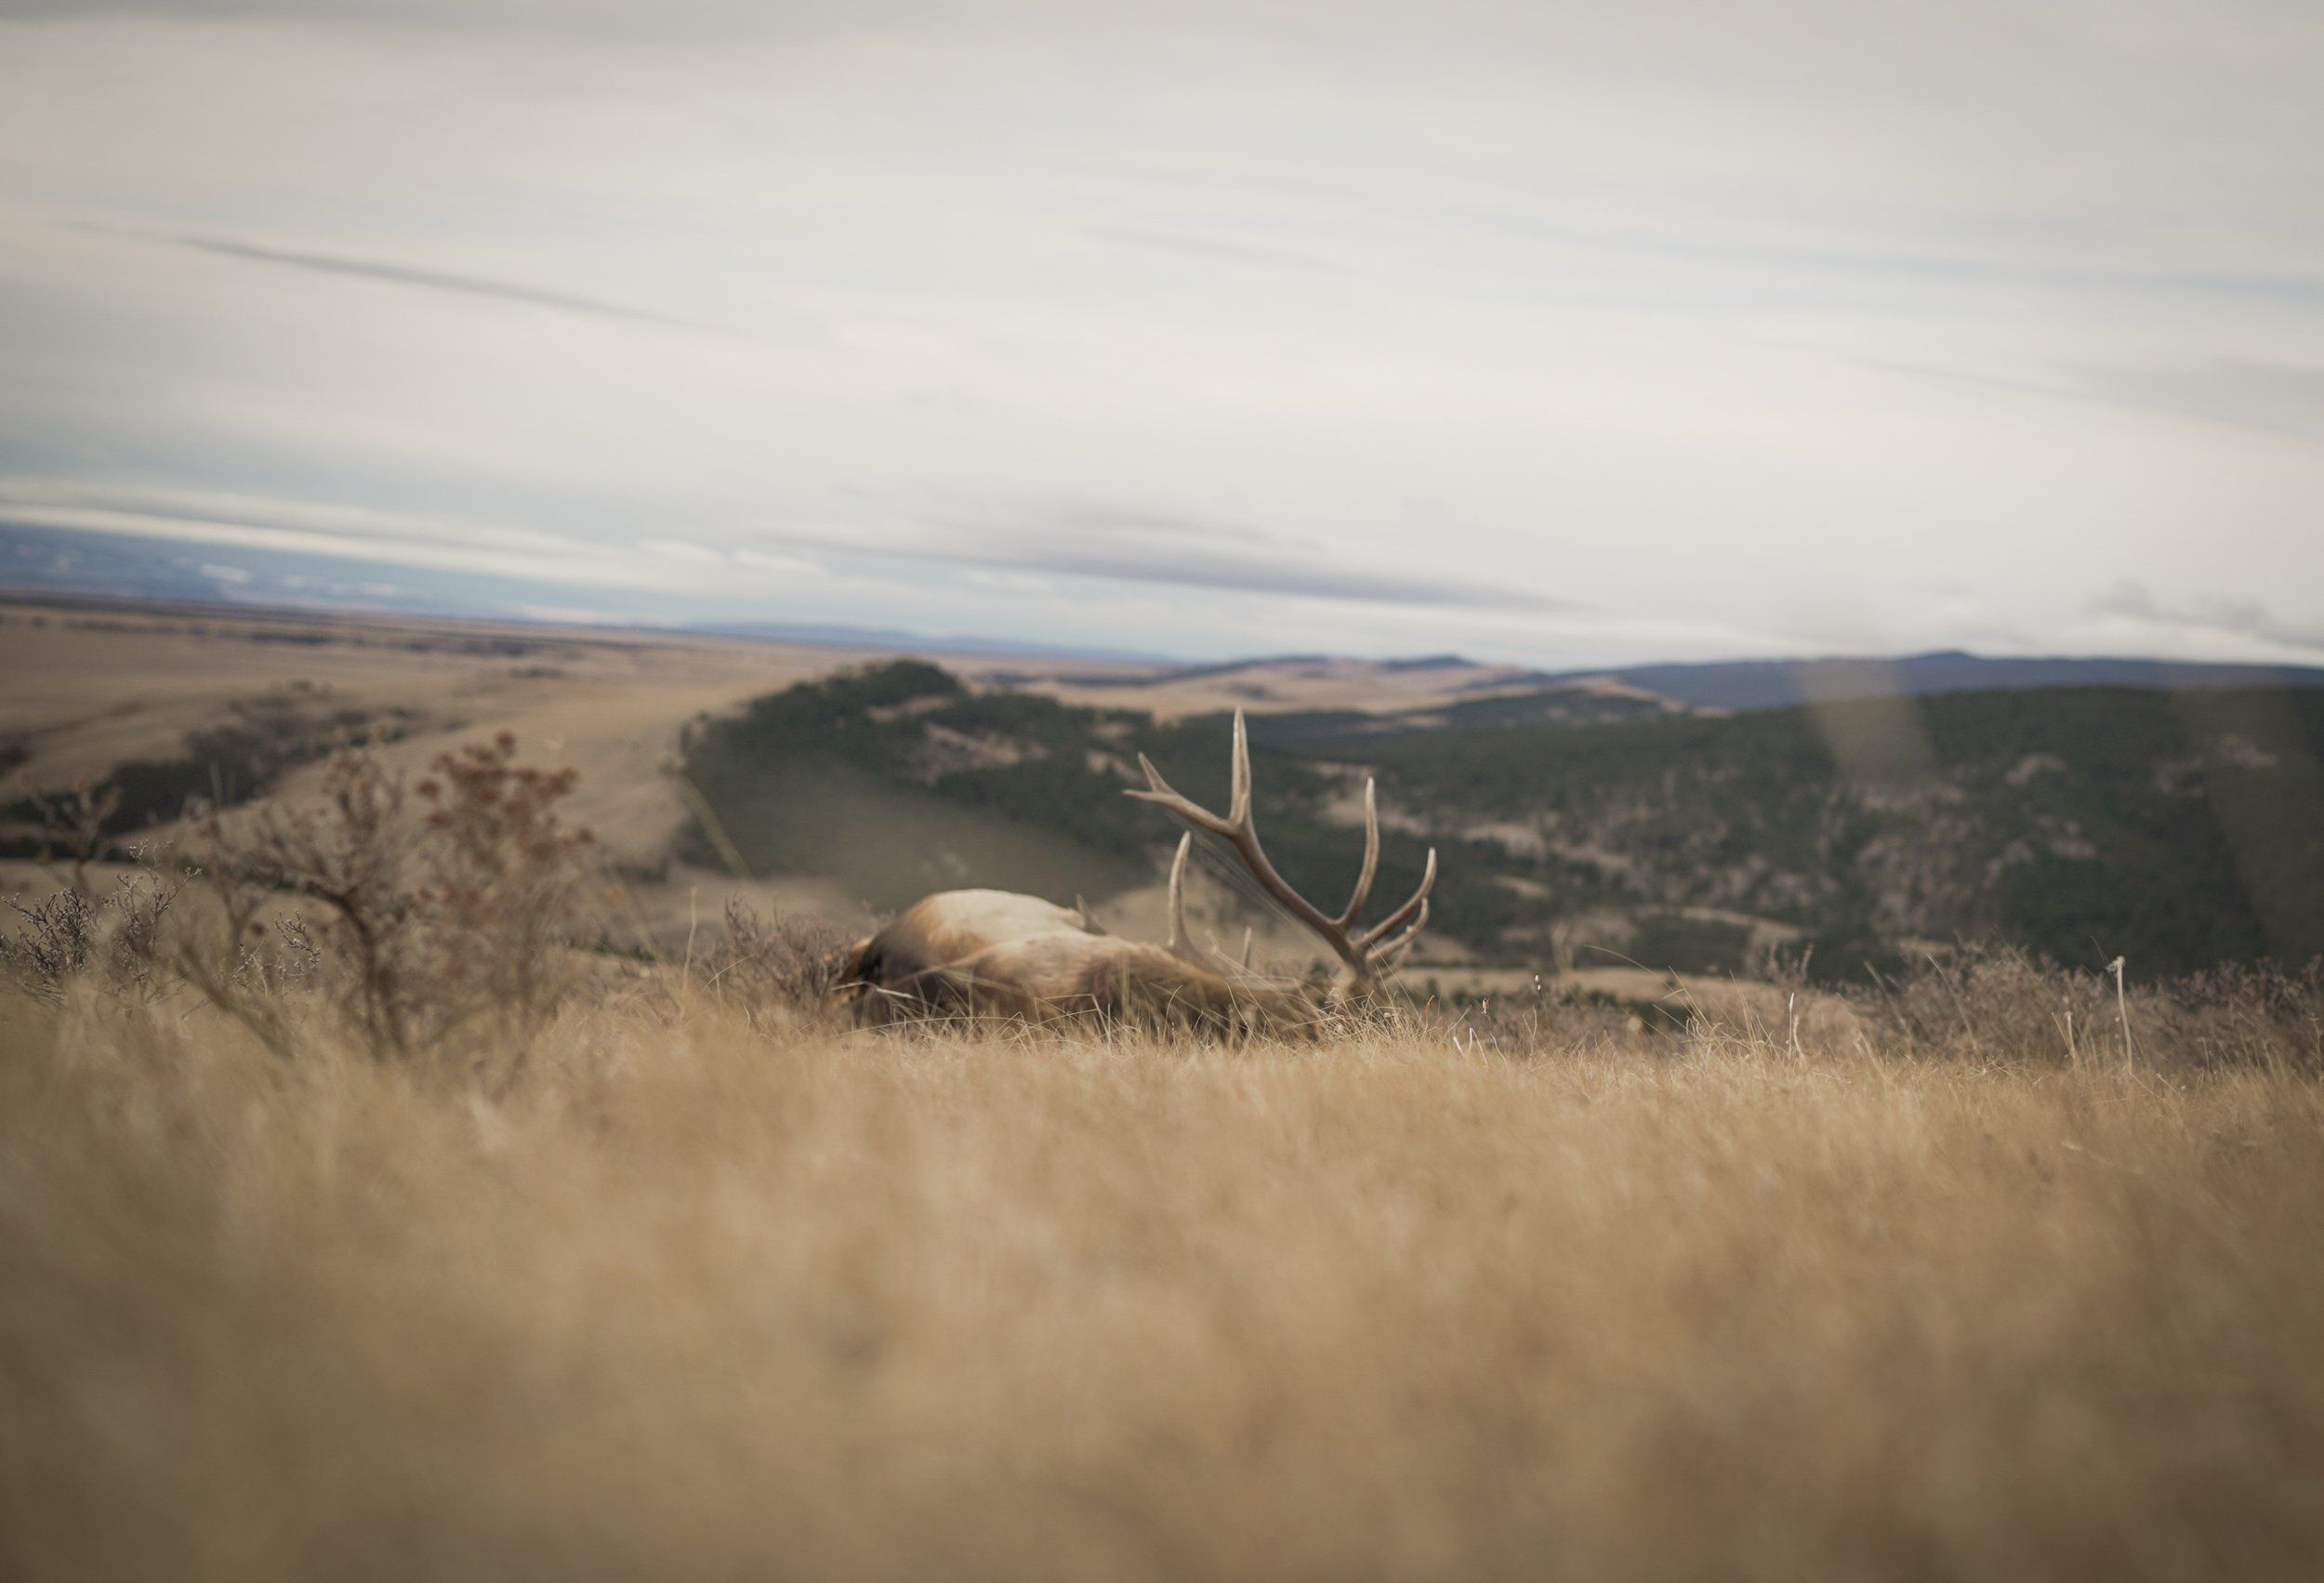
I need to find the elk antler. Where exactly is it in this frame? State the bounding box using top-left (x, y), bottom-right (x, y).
top-left (1129, 710), bottom-right (1434, 982)
top-left (1164, 831), bottom-right (1242, 975)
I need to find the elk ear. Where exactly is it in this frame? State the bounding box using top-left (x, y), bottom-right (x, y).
top-left (830, 938), bottom-right (873, 992)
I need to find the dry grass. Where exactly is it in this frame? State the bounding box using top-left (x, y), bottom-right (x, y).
top-left (5, 986), bottom-right (2323, 1582)
top-left (4, 732), bottom-right (2319, 1577)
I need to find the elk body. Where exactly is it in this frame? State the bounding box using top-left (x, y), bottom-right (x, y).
top-left (840, 712), bottom-right (1434, 1032)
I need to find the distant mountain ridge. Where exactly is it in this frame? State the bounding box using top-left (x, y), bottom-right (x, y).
top-left (0, 521), bottom-right (1167, 665)
top-left (1537, 651), bottom-right (2324, 711)
top-left (9, 520), bottom-right (2321, 701)
top-left (1101, 648), bottom-right (2324, 717)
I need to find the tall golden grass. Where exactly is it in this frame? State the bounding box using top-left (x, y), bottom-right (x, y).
top-left (5, 986), bottom-right (2322, 1581)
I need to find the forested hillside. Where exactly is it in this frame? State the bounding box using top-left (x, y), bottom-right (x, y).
top-left (682, 665), bottom-right (2324, 982)
top-left (1353, 687), bottom-right (2324, 977)
top-left (678, 662), bottom-right (1512, 943)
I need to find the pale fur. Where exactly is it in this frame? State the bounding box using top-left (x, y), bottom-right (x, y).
top-left (843, 890), bottom-right (1319, 1031)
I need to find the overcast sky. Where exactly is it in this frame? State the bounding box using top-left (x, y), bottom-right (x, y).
top-left (1, 0), bottom-right (2320, 665)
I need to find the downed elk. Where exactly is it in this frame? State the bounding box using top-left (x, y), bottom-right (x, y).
top-left (839, 710), bottom-right (1434, 1032)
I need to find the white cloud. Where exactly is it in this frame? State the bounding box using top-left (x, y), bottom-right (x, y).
top-left (2085, 578), bottom-right (2324, 662)
top-left (0, 3), bottom-right (2319, 665)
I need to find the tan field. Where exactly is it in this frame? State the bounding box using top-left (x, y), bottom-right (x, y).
top-left (1, 599), bottom-right (1151, 942)
top-left (0, 604), bottom-right (1566, 823)
top-left (1024, 653), bottom-right (1658, 721)
top-left (0, 597), bottom-right (1031, 853)
top-left (5, 987), bottom-right (2323, 1582)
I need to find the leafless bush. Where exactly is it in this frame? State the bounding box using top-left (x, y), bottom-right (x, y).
top-left (413, 734), bottom-right (598, 1035)
top-left (179, 733), bottom-right (596, 1068)
top-left (2140, 958), bottom-right (2324, 1075)
top-left (1851, 942), bottom-right (2324, 1074)
top-left (25, 777), bottom-right (121, 898)
top-left (700, 898), bottom-right (855, 1028)
top-left (1857, 943), bottom-right (2114, 1062)
top-left (1399, 972), bottom-right (1669, 1059)
top-left (101, 861), bottom-right (179, 1000)
top-left (3, 889), bottom-right (98, 1001)
top-left (168, 863), bottom-right (322, 1060)
top-left (1, 862), bottom-right (179, 1005)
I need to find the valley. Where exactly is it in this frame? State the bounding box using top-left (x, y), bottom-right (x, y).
top-left (7, 596), bottom-right (2321, 989)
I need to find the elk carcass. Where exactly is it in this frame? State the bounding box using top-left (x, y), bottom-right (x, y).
top-left (839, 711), bottom-right (1434, 1031)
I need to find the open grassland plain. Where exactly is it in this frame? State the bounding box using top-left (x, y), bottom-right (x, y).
top-left (0, 600), bottom-right (1113, 943)
top-left (0, 600), bottom-right (934, 864)
top-left (5, 992), bottom-right (2324, 1583)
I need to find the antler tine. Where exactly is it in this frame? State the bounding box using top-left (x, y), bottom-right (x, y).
top-left (1354, 847), bottom-right (1436, 955)
top-left (1228, 708), bottom-right (1252, 824)
top-left (1127, 710), bottom-right (1256, 836)
top-left (1166, 830), bottom-right (1190, 949)
top-left (1166, 832), bottom-right (1238, 973)
top-left (1129, 754), bottom-right (1239, 838)
top-left (1335, 777), bottom-right (1380, 928)
top-left (1370, 898), bottom-right (1429, 974)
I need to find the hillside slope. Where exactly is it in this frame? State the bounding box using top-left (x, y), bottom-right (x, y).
top-left (682, 666), bottom-right (2324, 982)
top-left (1356, 686), bottom-right (2324, 977)
top-left (1017, 647), bottom-right (2324, 725)
top-left (677, 661), bottom-right (1470, 934)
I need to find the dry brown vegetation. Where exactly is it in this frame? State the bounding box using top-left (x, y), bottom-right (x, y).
top-left (6, 999), bottom-right (2324, 1578)
top-left (4, 733), bottom-right (2324, 1581)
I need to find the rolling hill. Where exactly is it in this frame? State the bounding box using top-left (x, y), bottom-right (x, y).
top-left (10, 596), bottom-right (2318, 985)
top-left (1014, 646), bottom-right (2324, 740)
top-left (682, 664), bottom-right (2324, 983)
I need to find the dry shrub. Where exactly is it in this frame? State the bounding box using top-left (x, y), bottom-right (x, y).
top-left (1416, 949), bottom-right (2324, 1077)
top-left (18, 778), bottom-right (122, 897)
top-left (1441, 979), bottom-right (1693, 1057)
top-left (178, 733), bottom-right (597, 1070)
top-left (413, 733), bottom-right (598, 1027)
top-left (1856, 942), bottom-right (2324, 1075)
top-left (2145, 959), bottom-right (2324, 1075)
top-left (0, 864), bottom-right (178, 1005)
top-left (699, 897), bottom-right (856, 1028)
